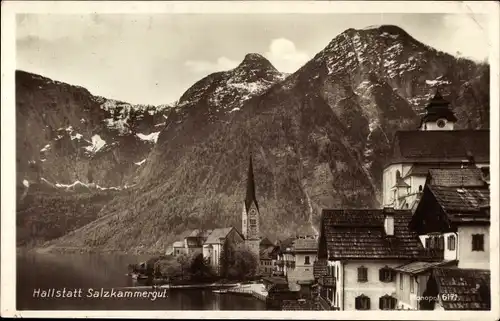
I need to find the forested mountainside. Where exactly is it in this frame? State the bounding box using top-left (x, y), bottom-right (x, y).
top-left (17, 25), bottom-right (489, 252)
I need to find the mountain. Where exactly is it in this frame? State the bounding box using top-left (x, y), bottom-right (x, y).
top-left (19, 25), bottom-right (489, 252)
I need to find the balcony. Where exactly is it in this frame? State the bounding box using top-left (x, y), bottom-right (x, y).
top-left (319, 276), bottom-right (336, 287)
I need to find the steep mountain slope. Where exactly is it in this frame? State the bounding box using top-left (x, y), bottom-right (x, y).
top-left (40, 25), bottom-right (489, 253)
top-left (16, 70), bottom-right (170, 190)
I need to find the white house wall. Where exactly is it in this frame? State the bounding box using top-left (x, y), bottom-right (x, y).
top-left (457, 226), bottom-right (489, 269)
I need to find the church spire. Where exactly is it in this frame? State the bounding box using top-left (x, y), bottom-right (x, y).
top-left (245, 154), bottom-right (259, 212)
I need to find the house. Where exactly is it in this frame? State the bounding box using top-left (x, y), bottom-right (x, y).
top-left (172, 241), bottom-right (186, 256)
top-left (420, 267), bottom-right (491, 310)
top-left (316, 208), bottom-right (442, 311)
top-left (263, 276), bottom-right (301, 310)
top-left (287, 236), bottom-right (318, 284)
top-left (274, 237), bottom-right (296, 277)
top-left (382, 90), bottom-right (490, 210)
top-left (202, 227), bottom-right (244, 275)
top-left (392, 260), bottom-right (457, 310)
top-left (259, 247), bottom-right (275, 276)
top-left (184, 229), bottom-right (212, 255)
top-left (410, 174), bottom-right (490, 269)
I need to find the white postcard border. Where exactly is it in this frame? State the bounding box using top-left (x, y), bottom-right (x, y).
top-left (1, 1), bottom-right (499, 320)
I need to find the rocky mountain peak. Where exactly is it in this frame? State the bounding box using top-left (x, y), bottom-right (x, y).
top-left (236, 53), bottom-right (278, 72)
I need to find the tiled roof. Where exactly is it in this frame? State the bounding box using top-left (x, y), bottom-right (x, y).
top-left (293, 238), bottom-right (318, 252)
top-left (282, 299), bottom-right (317, 310)
top-left (388, 130), bottom-right (489, 165)
top-left (393, 260), bottom-right (457, 275)
top-left (428, 168), bottom-right (487, 187)
top-left (173, 241), bottom-right (184, 247)
top-left (432, 267), bottom-right (490, 310)
top-left (260, 237), bottom-right (274, 247)
top-left (188, 229), bottom-right (212, 238)
top-left (204, 227), bottom-right (236, 244)
top-left (313, 260), bottom-right (328, 279)
top-left (429, 185), bottom-right (490, 223)
top-left (260, 247), bottom-right (274, 260)
top-left (320, 209), bottom-right (441, 260)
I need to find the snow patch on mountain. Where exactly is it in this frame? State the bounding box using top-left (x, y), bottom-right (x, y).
top-left (84, 135), bottom-right (106, 153)
top-left (40, 144), bottom-right (51, 152)
top-left (134, 159), bottom-right (146, 166)
top-left (136, 132), bottom-right (160, 144)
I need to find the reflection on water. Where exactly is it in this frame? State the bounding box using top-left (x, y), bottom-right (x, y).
top-left (17, 252), bottom-right (265, 310)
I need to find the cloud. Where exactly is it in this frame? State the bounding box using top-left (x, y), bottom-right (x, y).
top-left (184, 56), bottom-right (239, 74)
top-left (440, 14), bottom-right (489, 62)
top-left (265, 38), bottom-right (310, 73)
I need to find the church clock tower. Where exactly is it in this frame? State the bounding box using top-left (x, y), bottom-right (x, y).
top-left (242, 155), bottom-right (260, 259)
top-left (419, 89), bottom-right (457, 131)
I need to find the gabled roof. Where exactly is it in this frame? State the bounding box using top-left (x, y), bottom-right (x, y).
top-left (393, 260), bottom-right (457, 275)
top-left (430, 267), bottom-right (490, 310)
top-left (260, 247), bottom-right (274, 260)
top-left (204, 227), bottom-right (240, 244)
top-left (319, 209), bottom-right (441, 260)
top-left (411, 184), bottom-right (490, 234)
top-left (388, 130), bottom-right (489, 165)
top-left (427, 168), bottom-right (487, 187)
top-left (293, 238), bottom-right (318, 252)
top-left (260, 237), bottom-right (274, 248)
top-left (429, 185), bottom-right (490, 223)
top-left (187, 229), bottom-right (213, 238)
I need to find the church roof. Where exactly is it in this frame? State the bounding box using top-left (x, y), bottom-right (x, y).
top-left (427, 168), bottom-right (487, 187)
top-left (387, 129), bottom-right (489, 165)
top-left (204, 227), bottom-right (239, 244)
top-left (245, 155), bottom-right (259, 212)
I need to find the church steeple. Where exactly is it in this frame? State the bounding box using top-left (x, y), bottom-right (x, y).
top-left (245, 154), bottom-right (259, 212)
top-left (419, 89), bottom-right (457, 131)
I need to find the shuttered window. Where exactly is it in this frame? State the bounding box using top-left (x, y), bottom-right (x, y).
top-left (447, 235), bottom-right (456, 251)
top-left (472, 234), bottom-right (484, 251)
top-left (379, 295), bottom-right (397, 310)
top-left (357, 266), bottom-right (368, 282)
top-left (355, 295), bottom-right (370, 310)
top-left (379, 266), bottom-right (394, 283)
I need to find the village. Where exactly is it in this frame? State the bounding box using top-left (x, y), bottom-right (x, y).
top-left (129, 90), bottom-right (491, 311)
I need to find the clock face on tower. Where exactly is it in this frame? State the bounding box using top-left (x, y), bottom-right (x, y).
top-left (437, 119), bottom-right (446, 128)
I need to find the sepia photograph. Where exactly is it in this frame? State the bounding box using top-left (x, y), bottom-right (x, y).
top-left (1, 1), bottom-right (499, 319)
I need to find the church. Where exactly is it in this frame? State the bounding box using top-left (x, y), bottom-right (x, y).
top-left (170, 154), bottom-right (264, 275)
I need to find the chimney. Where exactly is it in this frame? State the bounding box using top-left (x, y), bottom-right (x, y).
top-left (383, 208), bottom-right (395, 236)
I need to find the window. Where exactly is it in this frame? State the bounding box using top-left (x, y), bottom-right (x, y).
top-left (447, 235), bottom-right (456, 251)
top-left (437, 119), bottom-right (446, 128)
top-left (472, 234), bottom-right (485, 251)
top-left (358, 266), bottom-right (368, 282)
top-left (418, 185), bottom-right (423, 192)
top-left (379, 266), bottom-right (394, 282)
top-left (379, 295), bottom-right (397, 310)
top-left (304, 256), bottom-right (310, 265)
top-left (355, 295), bottom-right (370, 310)
top-left (249, 219), bottom-right (257, 225)
top-left (399, 274), bottom-right (403, 290)
top-left (337, 266), bottom-right (339, 279)
top-left (410, 276), bottom-right (415, 293)
top-left (425, 237), bottom-right (430, 248)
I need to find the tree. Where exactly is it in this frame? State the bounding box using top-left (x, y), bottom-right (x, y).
top-left (221, 242), bottom-right (259, 280)
top-left (189, 253), bottom-right (215, 282)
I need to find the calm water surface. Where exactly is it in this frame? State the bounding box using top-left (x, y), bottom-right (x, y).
top-left (17, 252), bottom-right (266, 310)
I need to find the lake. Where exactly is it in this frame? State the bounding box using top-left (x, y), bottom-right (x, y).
top-left (16, 252), bottom-right (266, 310)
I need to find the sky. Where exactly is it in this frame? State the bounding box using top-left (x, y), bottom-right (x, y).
top-left (16, 13), bottom-right (491, 105)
